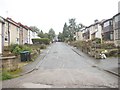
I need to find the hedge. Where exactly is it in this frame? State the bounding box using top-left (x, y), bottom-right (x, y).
top-left (32, 38), bottom-right (50, 45)
top-left (9, 44), bottom-right (32, 55)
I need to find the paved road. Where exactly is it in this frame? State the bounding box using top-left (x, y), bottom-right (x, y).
top-left (2, 42), bottom-right (118, 88)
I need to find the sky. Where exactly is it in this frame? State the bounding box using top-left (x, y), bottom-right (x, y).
top-left (0, 0), bottom-right (120, 34)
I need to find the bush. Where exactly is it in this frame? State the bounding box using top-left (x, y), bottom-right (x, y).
top-left (109, 49), bottom-right (118, 57)
top-left (21, 45), bottom-right (32, 52)
top-left (101, 43), bottom-right (115, 49)
top-left (40, 44), bottom-right (46, 49)
top-left (32, 38), bottom-right (50, 45)
top-left (10, 44), bottom-right (19, 52)
top-left (9, 44), bottom-right (32, 55)
top-left (12, 46), bottom-right (22, 55)
top-left (92, 38), bottom-right (101, 44)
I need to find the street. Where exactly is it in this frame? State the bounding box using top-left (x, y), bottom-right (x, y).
top-left (2, 42), bottom-right (118, 88)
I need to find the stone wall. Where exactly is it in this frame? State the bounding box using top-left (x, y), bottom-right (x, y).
top-left (0, 56), bottom-right (19, 71)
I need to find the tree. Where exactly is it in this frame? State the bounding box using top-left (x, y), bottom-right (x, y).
top-left (63, 23), bottom-right (69, 37)
top-left (38, 30), bottom-right (44, 38)
top-left (30, 26), bottom-right (40, 33)
top-left (48, 28), bottom-right (56, 40)
top-left (62, 19), bottom-right (85, 42)
top-left (44, 33), bottom-right (49, 38)
top-left (68, 18), bottom-right (77, 41)
top-left (58, 32), bottom-right (64, 42)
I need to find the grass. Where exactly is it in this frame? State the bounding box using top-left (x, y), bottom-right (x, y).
top-left (18, 62), bottom-right (29, 68)
top-left (2, 68), bottom-right (22, 80)
top-left (1, 44), bottom-right (48, 81)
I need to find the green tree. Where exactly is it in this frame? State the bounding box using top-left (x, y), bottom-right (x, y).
top-left (63, 23), bottom-right (69, 37)
top-left (48, 28), bottom-right (56, 40)
top-left (30, 26), bottom-right (40, 33)
top-left (44, 33), bottom-right (49, 38)
top-left (58, 32), bottom-right (64, 41)
top-left (38, 30), bottom-right (44, 38)
top-left (68, 18), bottom-right (77, 41)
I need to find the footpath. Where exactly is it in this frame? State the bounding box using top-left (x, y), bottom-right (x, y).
top-left (70, 45), bottom-right (119, 77)
top-left (19, 44), bottom-right (52, 76)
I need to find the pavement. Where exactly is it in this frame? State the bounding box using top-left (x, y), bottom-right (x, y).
top-left (2, 42), bottom-right (118, 88)
top-left (70, 45), bottom-right (119, 76)
top-left (20, 44), bottom-right (52, 76)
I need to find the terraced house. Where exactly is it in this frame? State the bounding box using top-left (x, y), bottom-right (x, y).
top-left (25, 25), bottom-right (37, 44)
top-left (28, 28), bottom-right (38, 44)
top-left (0, 17), bottom-right (5, 54)
top-left (75, 27), bottom-right (85, 41)
top-left (82, 27), bottom-right (89, 41)
top-left (18, 23), bottom-right (28, 45)
top-left (90, 21), bottom-right (102, 40)
top-left (101, 18), bottom-right (114, 42)
top-left (4, 18), bottom-right (20, 46)
top-left (113, 13), bottom-right (120, 46)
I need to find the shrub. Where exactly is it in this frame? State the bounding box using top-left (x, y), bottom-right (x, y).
top-left (10, 44), bottom-right (19, 52)
top-left (101, 43), bottom-right (115, 49)
top-left (92, 38), bottom-right (101, 44)
top-left (21, 45), bottom-right (32, 53)
top-left (32, 38), bottom-right (50, 45)
top-left (40, 44), bottom-right (46, 49)
top-left (9, 44), bottom-right (32, 55)
top-left (109, 49), bottom-right (118, 57)
top-left (12, 46), bottom-right (22, 55)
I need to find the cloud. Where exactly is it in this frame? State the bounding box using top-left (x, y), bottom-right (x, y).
top-left (0, 0), bottom-right (119, 34)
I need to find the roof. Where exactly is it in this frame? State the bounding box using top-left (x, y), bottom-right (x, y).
top-left (113, 13), bottom-right (120, 18)
top-left (6, 17), bottom-right (20, 27)
top-left (18, 23), bottom-right (28, 30)
top-left (0, 16), bottom-right (5, 23)
top-left (101, 18), bottom-right (112, 25)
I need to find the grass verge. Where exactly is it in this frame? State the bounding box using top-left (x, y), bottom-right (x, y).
top-left (2, 68), bottom-right (22, 80)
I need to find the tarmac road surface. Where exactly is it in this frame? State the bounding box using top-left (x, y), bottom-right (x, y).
top-left (2, 42), bottom-right (118, 88)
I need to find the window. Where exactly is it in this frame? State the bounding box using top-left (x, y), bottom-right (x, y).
top-left (5, 36), bottom-right (8, 41)
top-left (16, 38), bottom-right (19, 44)
top-left (115, 16), bottom-right (118, 22)
top-left (115, 29), bottom-right (118, 40)
top-left (118, 29), bottom-right (120, 39)
top-left (114, 15), bottom-right (120, 22)
top-left (16, 27), bottom-right (18, 31)
top-left (104, 21), bottom-right (109, 27)
top-left (110, 33), bottom-right (113, 40)
top-left (109, 21), bottom-right (113, 26)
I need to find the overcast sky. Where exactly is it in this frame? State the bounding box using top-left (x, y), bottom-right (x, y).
top-left (0, 0), bottom-right (119, 34)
